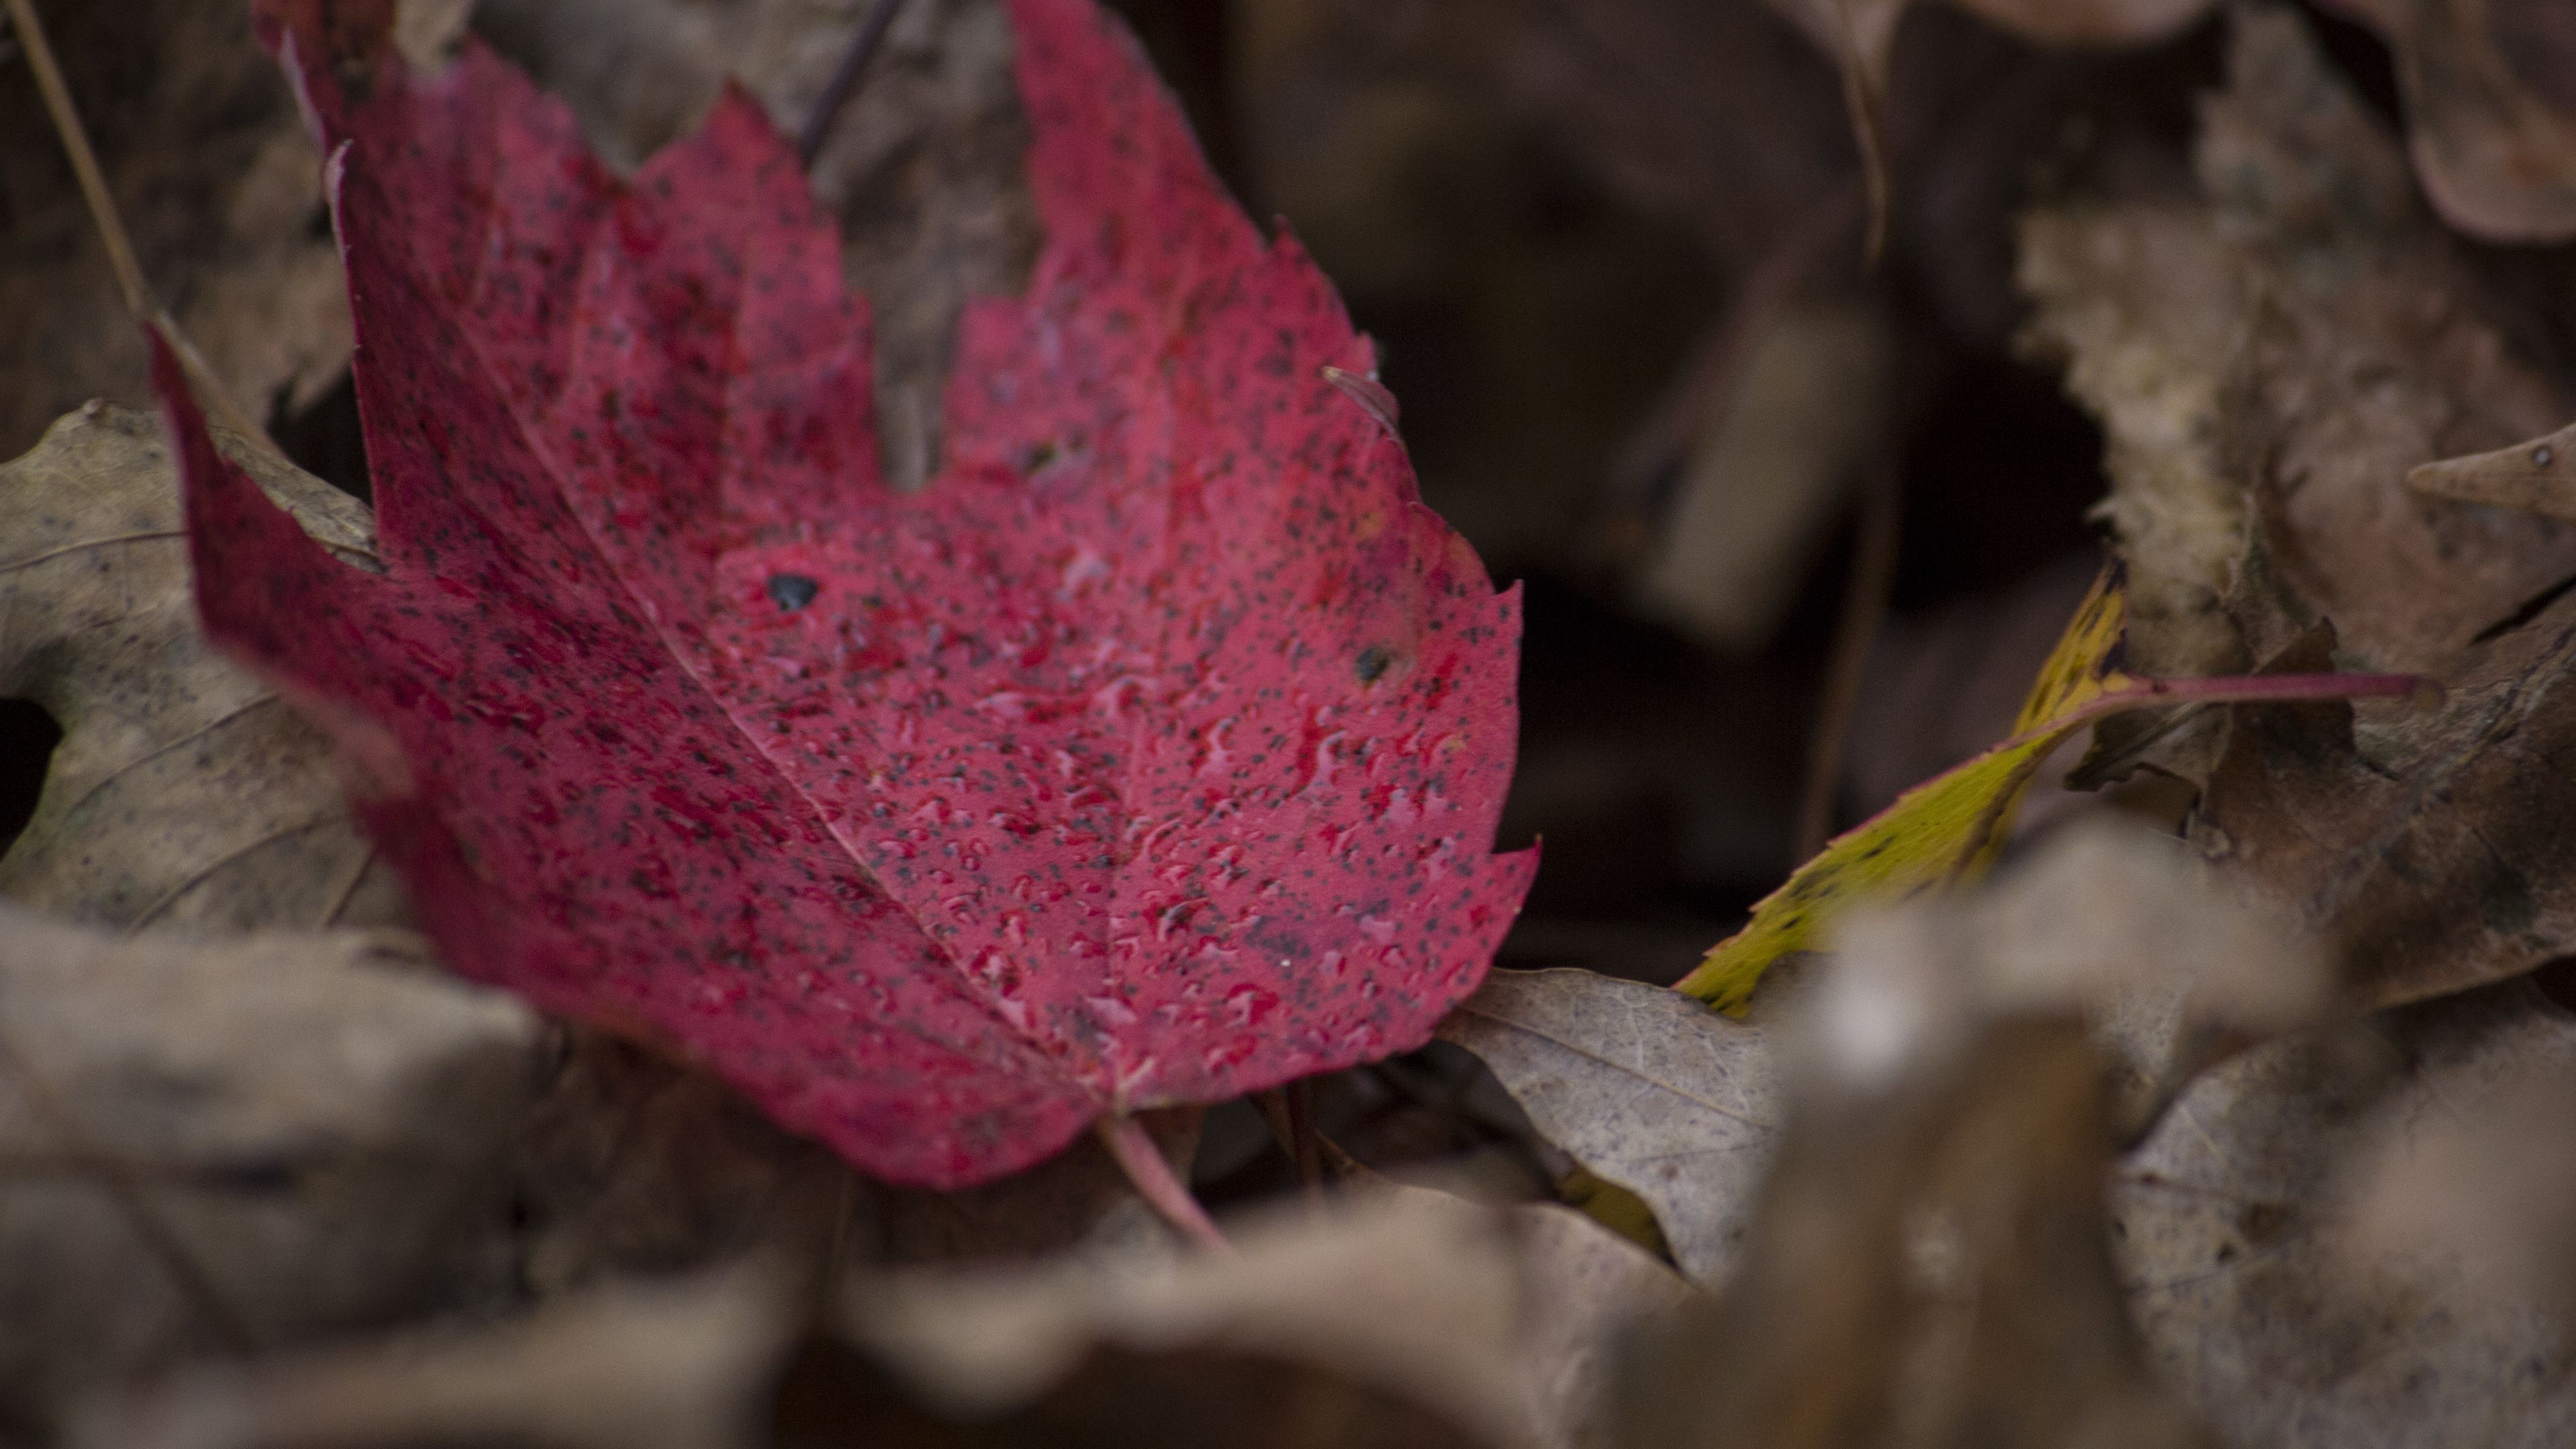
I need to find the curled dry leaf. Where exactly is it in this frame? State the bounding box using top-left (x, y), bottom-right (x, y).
top-left (0, 902), bottom-right (540, 1430)
top-left (1609, 863), bottom-right (2216, 1449)
top-left (83, 1185), bottom-right (1682, 1449)
top-left (2114, 980), bottom-right (2576, 1444)
top-left (848, 1182), bottom-right (1687, 1449)
top-left (0, 0), bottom-right (350, 458)
top-left (2016, 7), bottom-right (2576, 1009)
top-left (0, 404), bottom-right (404, 930)
top-left (2320, 0), bottom-right (2576, 242)
top-left (1436, 968), bottom-right (1780, 1285)
top-left (79, 1265), bottom-right (798, 1449)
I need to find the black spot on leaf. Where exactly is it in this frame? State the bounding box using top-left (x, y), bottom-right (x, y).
top-left (768, 574), bottom-right (820, 612)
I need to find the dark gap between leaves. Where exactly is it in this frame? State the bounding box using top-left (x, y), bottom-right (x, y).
top-left (0, 700), bottom-right (62, 857)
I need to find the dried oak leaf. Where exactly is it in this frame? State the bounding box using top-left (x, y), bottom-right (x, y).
top-left (0, 403), bottom-right (405, 930)
top-left (2114, 979), bottom-right (2576, 1444)
top-left (2320, 0), bottom-right (2576, 242)
top-left (168, 0), bottom-right (1532, 1189)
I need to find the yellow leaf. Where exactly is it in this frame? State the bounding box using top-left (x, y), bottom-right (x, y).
top-left (1676, 566), bottom-right (2424, 1014)
top-left (1678, 568), bottom-right (2127, 1012)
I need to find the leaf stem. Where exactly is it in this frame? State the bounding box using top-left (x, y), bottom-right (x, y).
top-left (2108, 669), bottom-right (2437, 709)
top-left (1797, 464), bottom-right (1902, 860)
top-left (1096, 1113), bottom-right (1231, 1253)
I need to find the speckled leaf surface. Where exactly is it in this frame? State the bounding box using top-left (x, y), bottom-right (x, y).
top-left (162, 0), bottom-right (1532, 1188)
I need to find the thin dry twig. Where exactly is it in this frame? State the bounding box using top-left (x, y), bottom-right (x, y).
top-left (798, 0), bottom-right (908, 167)
top-left (1796, 466), bottom-right (1903, 861)
top-left (1600, 189), bottom-right (1861, 540)
top-left (3, 0), bottom-right (278, 453)
top-left (1252, 1085), bottom-right (1326, 1200)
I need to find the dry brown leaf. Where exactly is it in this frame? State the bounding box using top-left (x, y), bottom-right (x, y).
top-left (1436, 969), bottom-right (1781, 1286)
top-left (2114, 979), bottom-right (2576, 1444)
top-left (83, 1187), bottom-right (1665, 1449)
top-left (2340, 1040), bottom-right (2576, 1318)
top-left (2190, 614), bottom-right (2576, 1010)
top-left (2022, 3), bottom-right (2576, 690)
top-left (78, 1266), bottom-right (798, 1449)
top-left (1606, 868), bottom-right (2216, 1449)
top-left (0, 0), bottom-right (350, 459)
top-left (847, 1183), bottom-right (1687, 1449)
top-left (1446, 824), bottom-right (2311, 1309)
top-left (2019, 11), bottom-right (2576, 1013)
top-left (0, 404), bottom-right (404, 930)
top-left (2322, 0), bottom-right (2576, 242)
top-left (0, 902), bottom-right (539, 1430)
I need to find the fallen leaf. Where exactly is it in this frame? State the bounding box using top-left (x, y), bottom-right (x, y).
top-left (80, 1265), bottom-right (800, 1449)
top-left (1454, 824), bottom-right (2313, 1293)
top-left (1674, 566), bottom-right (2406, 1012)
top-left (2190, 613), bottom-right (2576, 1010)
top-left (84, 1183), bottom-right (1678, 1449)
top-left (1609, 848), bottom-right (2218, 1449)
top-left (1436, 968), bottom-right (1779, 1284)
top-left (0, 0), bottom-right (350, 458)
top-left (2015, 8), bottom-right (2576, 1010)
top-left (0, 901), bottom-right (539, 1427)
top-left (2114, 979), bottom-right (2576, 1444)
top-left (2021, 3), bottom-right (2576, 688)
top-left (847, 1181), bottom-right (1686, 1449)
top-left (0, 403), bottom-right (403, 930)
top-left (2340, 1036), bottom-right (2576, 1318)
top-left (166, 0), bottom-right (1532, 1189)
top-left (1670, 568), bottom-right (2127, 1010)
top-left (2320, 0), bottom-right (2576, 242)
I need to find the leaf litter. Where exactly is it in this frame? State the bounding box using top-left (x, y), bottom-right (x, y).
top-left (13, 0), bottom-right (2576, 1442)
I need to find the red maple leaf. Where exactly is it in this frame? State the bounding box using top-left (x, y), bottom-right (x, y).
top-left (160, 0), bottom-right (1534, 1189)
